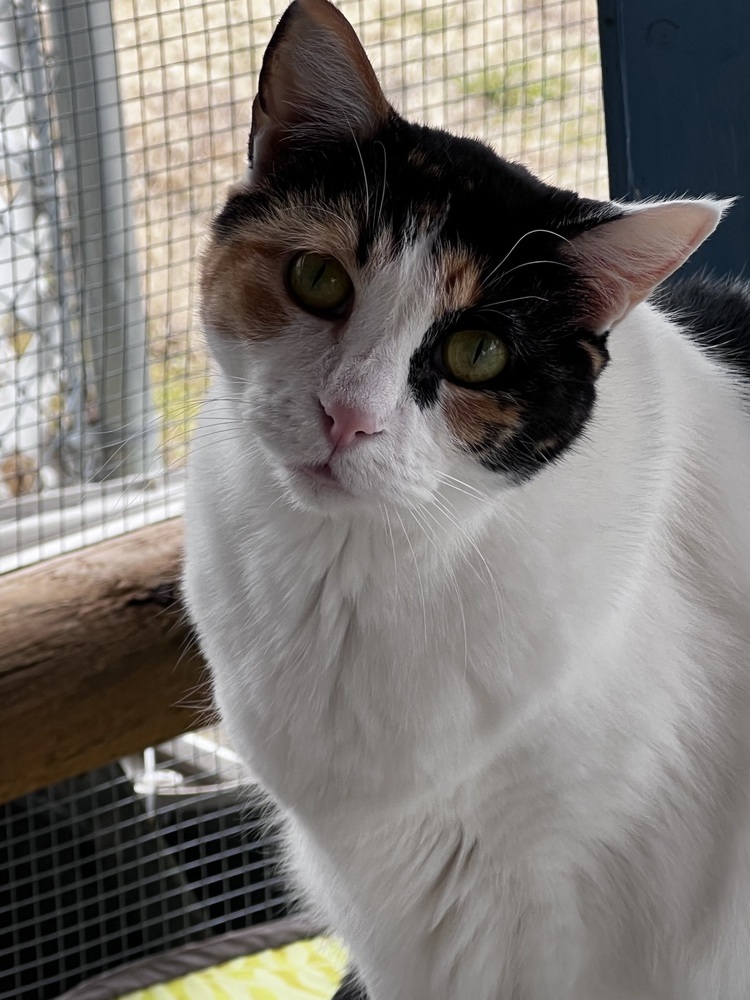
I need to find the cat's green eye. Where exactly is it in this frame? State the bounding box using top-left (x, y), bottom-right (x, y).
top-left (442, 329), bottom-right (509, 384)
top-left (288, 252), bottom-right (353, 314)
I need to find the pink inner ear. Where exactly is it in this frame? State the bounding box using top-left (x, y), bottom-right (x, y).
top-left (566, 199), bottom-right (729, 333)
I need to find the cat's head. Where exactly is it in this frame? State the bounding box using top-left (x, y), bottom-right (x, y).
top-left (200, 0), bottom-right (726, 514)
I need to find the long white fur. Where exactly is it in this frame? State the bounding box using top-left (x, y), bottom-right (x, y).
top-left (185, 222), bottom-right (750, 999)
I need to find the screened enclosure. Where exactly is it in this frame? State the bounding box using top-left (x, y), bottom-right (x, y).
top-left (0, 0), bottom-right (609, 996)
top-left (1, 729), bottom-right (290, 1000)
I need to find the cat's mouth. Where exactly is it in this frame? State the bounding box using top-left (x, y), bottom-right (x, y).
top-left (299, 462), bottom-right (337, 485)
top-left (293, 462), bottom-right (353, 497)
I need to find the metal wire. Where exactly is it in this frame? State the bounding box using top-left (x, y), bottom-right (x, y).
top-left (1, 728), bottom-right (290, 1000)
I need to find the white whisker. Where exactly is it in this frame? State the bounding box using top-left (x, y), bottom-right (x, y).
top-left (406, 499), bottom-right (468, 678)
top-left (481, 229), bottom-right (571, 287)
top-left (394, 507), bottom-right (428, 647)
top-left (376, 139), bottom-right (388, 230)
top-left (479, 294), bottom-right (549, 309)
top-left (380, 501), bottom-right (399, 590)
top-left (436, 472), bottom-right (492, 503)
top-left (495, 258), bottom-right (572, 282)
top-left (349, 127), bottom-right (370, 225)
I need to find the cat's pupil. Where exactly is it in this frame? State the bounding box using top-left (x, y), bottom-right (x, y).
top-left (472, 337), bottom-right (486, 365)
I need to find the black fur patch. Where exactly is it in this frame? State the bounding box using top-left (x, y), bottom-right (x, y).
top-left (655, 273), bottom-right (750, 383)
top-left (331, 970), bottom-right (368, 999)
top-left (212, 113), bottom-right (620, 483)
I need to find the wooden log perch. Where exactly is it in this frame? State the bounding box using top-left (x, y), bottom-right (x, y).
top-left (0, 518), bottom-right (209, 804)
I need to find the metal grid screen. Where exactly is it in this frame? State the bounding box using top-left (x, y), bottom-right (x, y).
top-left (1, 728), bottom-right (289, 1000)
top-left (0, 0), bottom-right (607, 572)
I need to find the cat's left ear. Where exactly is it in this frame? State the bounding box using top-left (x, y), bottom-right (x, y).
top-left (565, 198), bottom-right (733, 333)
top-left (248, 0), bottom-right (392, 182)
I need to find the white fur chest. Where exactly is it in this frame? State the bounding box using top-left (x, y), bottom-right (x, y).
top-left (185, 428), bottom-right (539, 823)
top-left (182, 342), bottom-right (667, 827)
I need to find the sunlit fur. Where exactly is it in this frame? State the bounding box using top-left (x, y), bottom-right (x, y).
top-left (185, 3), bottom-right (750, 997)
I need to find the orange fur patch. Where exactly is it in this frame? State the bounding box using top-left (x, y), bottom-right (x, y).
top-left (200, 237), bottom-right (291, 340)
top-left (577, 338), bottom-right (607, 378)
top-left (438, 247), bottom-right (483, 315)
top-left (200, 198), bottom-right (361, 339)
top-left (407, 147), bottom-right (444, 177)
top-left (407, 148), bottom-right (429, 169)
top-left (442, 384), bottom-right (522, 448)
top-left (534, 435), bottom-right (562, 455)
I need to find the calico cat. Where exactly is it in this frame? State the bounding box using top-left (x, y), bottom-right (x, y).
top-left (183, 1), bottom-right (750, 997)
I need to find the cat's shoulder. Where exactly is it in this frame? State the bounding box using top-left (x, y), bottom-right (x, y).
top-left (654, 272), bottom-right (750, 382)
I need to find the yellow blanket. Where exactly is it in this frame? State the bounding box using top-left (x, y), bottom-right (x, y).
top-left (119, 937), bottom-right (347, 1000)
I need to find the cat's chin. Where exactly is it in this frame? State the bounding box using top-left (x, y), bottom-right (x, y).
top-left (279, 461), bottom-right (370, 513)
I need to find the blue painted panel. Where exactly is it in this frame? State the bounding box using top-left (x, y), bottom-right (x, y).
top-left (598, 0), bottom-right (750, 278)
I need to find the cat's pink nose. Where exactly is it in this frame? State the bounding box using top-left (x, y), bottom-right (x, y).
top-left (321, 400), bottom-right (382, 451)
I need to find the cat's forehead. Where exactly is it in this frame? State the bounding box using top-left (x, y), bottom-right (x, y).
top-left (218, 183), bottom-right (486, 319)
top-left (218, 117), bottom-right (583, 293)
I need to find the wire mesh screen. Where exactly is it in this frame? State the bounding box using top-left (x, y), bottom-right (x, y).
top-left (1, 728), bottom-right (289, 1000)
top-left (0, 0), bottom-right (607, 572)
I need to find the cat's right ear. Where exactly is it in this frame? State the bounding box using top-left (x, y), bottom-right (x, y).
top-left (563, 198), bottom-right (732, 334)
top-left (247, 0), bottom-right (391, 184)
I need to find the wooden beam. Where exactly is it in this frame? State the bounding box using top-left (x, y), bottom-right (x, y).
top-left (0, 518), bottom-right (209, 804)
